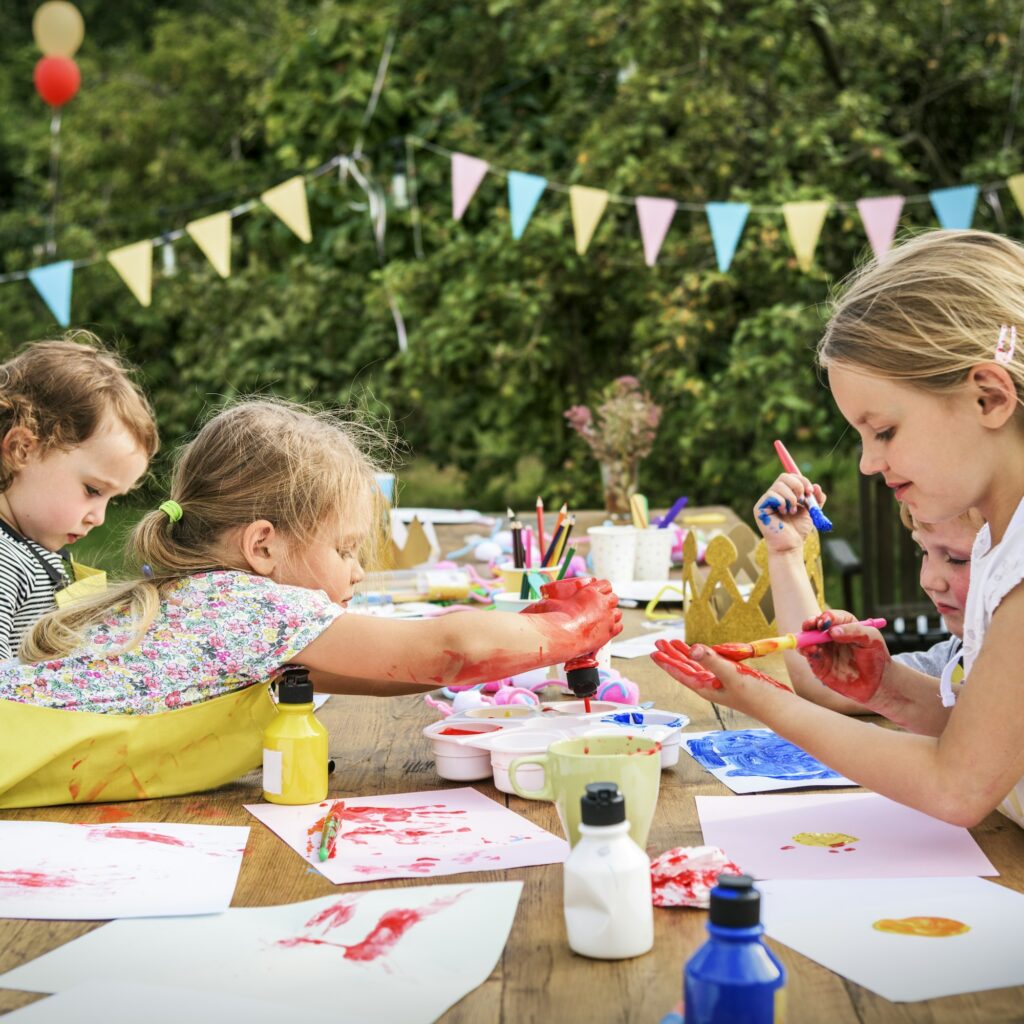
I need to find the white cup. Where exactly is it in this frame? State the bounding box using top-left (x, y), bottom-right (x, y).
top-left (587, 525), bottom-right (637, 586)
top-left (633, 527), bottom-right (675, 580)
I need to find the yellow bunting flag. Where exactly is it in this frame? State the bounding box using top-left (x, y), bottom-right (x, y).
top-left (1008, 174), bottom-right (1024, 218)
top-left (782, 200), bottom-right (830, 273)
top-left (106, 239), bottom-right (153, 307)
top-left (569, 185), bottom-right (610, 255)
top-left (185, 212), bottom-right (232, 278)
top-left (260, 176), bottom-right (312, 243)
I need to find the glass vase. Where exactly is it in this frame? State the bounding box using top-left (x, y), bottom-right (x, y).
top-left (599, 458), bottom-right (639, 519)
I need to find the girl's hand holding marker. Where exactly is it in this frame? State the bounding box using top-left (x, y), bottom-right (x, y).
top-left (771, 439), bottom-right (833, 533)
top-left (753, 471), bottom-right (827, 552)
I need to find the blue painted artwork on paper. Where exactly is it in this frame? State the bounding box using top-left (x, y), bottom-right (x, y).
top-left (687, 730), bottom-right (841, 782)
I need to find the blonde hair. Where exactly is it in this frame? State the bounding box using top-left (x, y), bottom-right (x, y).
top-left (21, 398), bottom-right (389, 662)
top-left (898, 501), bottom-right (984, 535)
top-left (819, 230), bottom-right (1024, 405)
top-left (0, 331), bottom-right (158, 491)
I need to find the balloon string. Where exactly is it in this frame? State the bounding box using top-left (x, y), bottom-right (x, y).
top-left (46, 110), bottom-right (61, 257)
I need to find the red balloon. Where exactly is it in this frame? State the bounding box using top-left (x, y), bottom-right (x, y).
top-left (33, 56), bottom-right (80, 107)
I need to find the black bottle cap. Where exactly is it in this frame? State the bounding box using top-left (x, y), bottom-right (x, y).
top-left (709, 873), bottom-right (761, 928)
top-left (277, 666), bottom-right (314, 704)
top-left (566, 664), bottom-right (599, 698)
top-left (580, 782), bottom-right (626, 826)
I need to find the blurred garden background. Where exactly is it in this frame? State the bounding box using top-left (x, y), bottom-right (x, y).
top-left (2, 0), bottom-right (1024, 573)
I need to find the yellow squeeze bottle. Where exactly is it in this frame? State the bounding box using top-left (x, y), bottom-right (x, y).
top-left (262, 667), bottom-right (328, 804)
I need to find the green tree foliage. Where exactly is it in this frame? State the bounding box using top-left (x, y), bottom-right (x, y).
top-left (0, 0), bottom-right (1022, 510)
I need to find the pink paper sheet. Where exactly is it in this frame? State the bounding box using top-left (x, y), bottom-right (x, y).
top-left (696, 792), bottom-right (997, 880)
top-left (245, 787), bottom-right (569, 884)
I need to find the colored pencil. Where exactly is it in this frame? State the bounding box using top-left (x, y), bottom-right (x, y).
top-left (657, 495), bottom-right (689, 529)
top-left (536, 496), bottom-right (546, 557)
top-left (556, 546), bottom-right (576, 580)
top-left (553, 514), bottom-right (575, 566)
top-left (319, 801), bottom-right (344, 862)
top-left (542, 521), bottom-right (565, 567)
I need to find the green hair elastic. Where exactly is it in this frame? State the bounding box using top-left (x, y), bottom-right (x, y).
top-left (159, 500), bottom-right (183, 523)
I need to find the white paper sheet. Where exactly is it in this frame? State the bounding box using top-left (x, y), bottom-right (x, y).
top-left (696, 792), bottom-right (997, 879)
top-left (245, 787), bottom-right (568, 883)
top-left (0, 882), bottom-right (523, 1024)
top-left (0, 982), bottom-right (295, 1024)
top-left (760, 877), bottom-right (1024, 1001)
top-left (610, 626), bottom-right (685, 659)
top-left (683, 729), bottom-right (855, 793)
top-left (0, 821), bottom-right (249, 919)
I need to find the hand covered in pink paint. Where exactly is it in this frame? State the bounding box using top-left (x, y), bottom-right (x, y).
top-left (650, 638), bottom-right (792, 712)
top-left (753, 472), bottom-right (827, 554)
top-left (521, 578), bottom-right (623, 663)
top-left (798, 611), bottom-right (891, 706)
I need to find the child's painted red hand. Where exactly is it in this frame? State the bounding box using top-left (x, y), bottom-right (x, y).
top-left (651, 639), bottom-right (792, 706)
top-left (521, 578), bottom-right (623, 662)
top-left (798, 612), bottom-right (890, 704)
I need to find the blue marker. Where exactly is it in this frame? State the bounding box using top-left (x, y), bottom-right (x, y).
top-left (774, 438), bottom-right (833, 532)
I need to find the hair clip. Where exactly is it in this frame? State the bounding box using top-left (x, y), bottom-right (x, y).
top-left (995, 324), bottom-right (1017, 365)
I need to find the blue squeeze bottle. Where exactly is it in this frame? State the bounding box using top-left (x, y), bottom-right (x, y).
top-left (684, 874), bottom-right (786, 1024)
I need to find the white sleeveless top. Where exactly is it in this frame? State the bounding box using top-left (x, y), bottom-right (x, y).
top-left (961, 496), bottom-right (1024, 827)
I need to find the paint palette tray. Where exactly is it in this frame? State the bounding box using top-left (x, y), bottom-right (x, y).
top-left (593, 708), bottom-right (690, 768)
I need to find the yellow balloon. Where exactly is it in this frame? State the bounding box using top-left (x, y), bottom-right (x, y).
top-left (32, 2), bottom-right (85, 58)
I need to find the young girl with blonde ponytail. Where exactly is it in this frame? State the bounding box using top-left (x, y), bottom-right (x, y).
top-left (0, 399), bottom-right (620, 807)
top-left (653, 229), bottom-right (1024, 829)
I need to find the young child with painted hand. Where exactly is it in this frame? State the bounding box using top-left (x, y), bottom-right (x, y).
top-left (653, 229), bottom-right (1024, 828)
top-left (754, 471), bottom-right (979, 714)
top-left (0, 335), bottom-right (157, 660)
top-left (3, 399), bottom-right (620, 713)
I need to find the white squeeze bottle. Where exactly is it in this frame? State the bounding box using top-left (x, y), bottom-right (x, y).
top-left (563, 781), bottom-right (654, 959)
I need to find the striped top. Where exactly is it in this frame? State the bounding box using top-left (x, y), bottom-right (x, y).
top-left (0, 526), bottom-right (67, 660)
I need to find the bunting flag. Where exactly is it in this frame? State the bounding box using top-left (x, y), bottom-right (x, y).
top-left (855, 195), bottom-right (904, 260)
top-left (929, 185), bottom-right (979, 230)
top-left (260, 176), bottom-right (312, 243)
top-left (186, 211), bottom-right (232, 278)
top-left (451, 153), bottom-right (490, 221)
top-left (1007, 173), bottom-right (1024, 217)
top-left (635, 196), bottom-right (677, 267)
top-left (27, 260), bottom-right (73, 326)
top-left (705, 201), bottom-right (750, 272)
top-left (107, 240), bottom-right (153, 307)
top-left (569, 185), bottom-right (610, 255)
top-left (782, 200), bottom-right (830, 273)
top-left (507, 171), bottom-right (547, 240)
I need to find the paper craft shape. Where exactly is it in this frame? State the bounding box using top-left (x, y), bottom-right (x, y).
top-left (185, 211), bottom-right (232, 278)
top-left (245, 787), bottom-right (568, 883)
top-left (636, 196), bottom-right (677, 267)
top-left (696, 792), bottom-right (997, 880)
top-left (782, 200), bottom-right (830, 272)
top-left (260, 176), bottom-right (312, 243)
top-left (569, 185), bottom-right (609, 255)
top-left (27, 260), bottom-right (73, 327)
top-left (387, 513), bottom-right (440, 569)
top-left (0, 982), bottom-right (295, 1024)
top-left (0, 882), bottom-right (523, 1024)
top-left (451, 152), bottom-right (490, 220)
top-left (855, 195), bottom-right (904, 260)
top-left (760, 877), bottom-right (1024, 1002)
top-left (0, 821), bottom-right (249, 919)
top-left (705, 201), bottom-right (749, 272)
top-left (684, 729), bottom-right (855, 794)
top-left (107, 240), bottom-right (153, 307)
top-left (929, 184), bottom-right (979, 230)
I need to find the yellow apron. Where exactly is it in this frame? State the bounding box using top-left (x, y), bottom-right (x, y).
top-left (54, 560), bottom-right (107, 608)
top-left (0, 683), bottom-right (277, 809)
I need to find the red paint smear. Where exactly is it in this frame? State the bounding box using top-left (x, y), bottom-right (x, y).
top-left (733, 663), bottom-right (791, 692)
top-left (0, 869), bottom-right (76, 889)
top-left (438, 727), bottom-right (486, 736)
top-left (68, 780), bottom-right (80, 800)
top-left (93, 805), bottom-right (133, 823)
top-left (305, 899), bottom-right (357, 932)
top-left (71, 757), bottom-right (86, 770)
top-left (90, 827), bottom-right (188, 847)
top-left (780, 845), bottom-right (795, 850)
top-left (305, 803), bottom-right (468, 854)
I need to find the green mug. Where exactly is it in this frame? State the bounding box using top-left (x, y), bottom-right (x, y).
top-left (508, 734), bottom-right (661, 848)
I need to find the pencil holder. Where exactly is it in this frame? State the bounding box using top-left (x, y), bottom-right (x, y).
top-left (681, 524), bottom-right (825, 645)
top-left (493, 563), bottom-right (560, 594)
top-left (633, 527), bottom-right (675, 581)
top-left (587, 526), bottom-right (637, 587)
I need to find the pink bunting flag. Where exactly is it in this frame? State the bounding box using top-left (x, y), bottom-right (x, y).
top-left (855, 195), bottom-right (904, 260)
top-left (635, 197), bottom-right (678, 267)
top-left (451, 153), bottom-right (490, 221)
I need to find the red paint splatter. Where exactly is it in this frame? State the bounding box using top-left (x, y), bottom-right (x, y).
top-left (438, 727), bottom-right (487, 736)
top-left (780, 845), bottom-right (795, 850)
top-left (304, 804), bottom-right (469, 855)
top-left (183, 801), bottom-right (224, 820)
top-left (71, 757), bottom-right (86, 770)
top-left (68, 780), bottom-right (80, 800)
top-left (93, 805), bottom-right (133, 823)
top-left (733, 663), bottom-right (791, 692)
top-left (305, 899), bottom-right (357, 932)
top-left (89, 827), bottom-right (188, 847)
top-left (583, 698), bottom-right (592, 714)
top-left (0, 869), bottom-right (76, 889)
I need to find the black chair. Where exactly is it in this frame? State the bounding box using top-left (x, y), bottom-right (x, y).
top-left (823, 474), bottom-right (951, 655)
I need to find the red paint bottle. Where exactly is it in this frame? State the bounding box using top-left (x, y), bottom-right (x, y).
top-left (539, 578), bottom-right (600, 699)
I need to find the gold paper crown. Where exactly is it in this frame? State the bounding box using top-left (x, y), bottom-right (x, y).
top-left (681, 523), bottom-right (826, 644)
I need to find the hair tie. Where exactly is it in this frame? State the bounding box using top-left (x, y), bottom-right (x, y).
top-left (995, 324), bottom-right (1017, 365)
top-left (159, 500), bottom-right (183, 523)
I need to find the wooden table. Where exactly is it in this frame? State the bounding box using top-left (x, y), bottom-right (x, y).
top-left (2, 509), bottom-right (1023, 1022)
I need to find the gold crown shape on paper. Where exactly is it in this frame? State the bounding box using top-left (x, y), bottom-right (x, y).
top-left (681, 523), bottom-right (825, 645)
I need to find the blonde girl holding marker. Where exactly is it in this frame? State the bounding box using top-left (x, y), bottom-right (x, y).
top-left (0, 399), bottom-right (620, 807)
top-left (653, 229), bottom-right (1024, 829)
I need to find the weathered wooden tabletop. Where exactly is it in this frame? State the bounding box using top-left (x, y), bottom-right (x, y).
top-left (1, 508), bottom-right (1022, 1022)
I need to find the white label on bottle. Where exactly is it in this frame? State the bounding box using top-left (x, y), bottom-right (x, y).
top-left (262, 749), bottom-right (283, 795)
